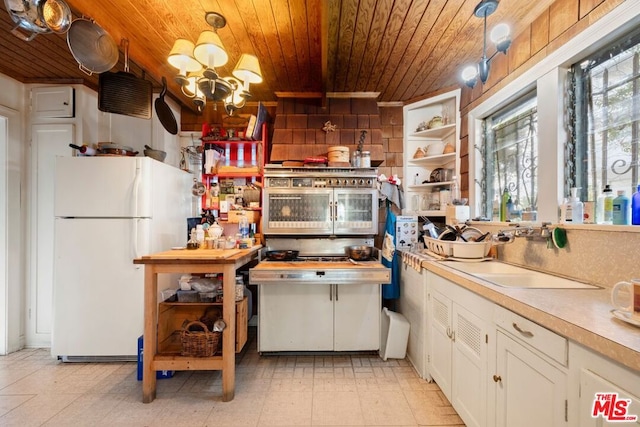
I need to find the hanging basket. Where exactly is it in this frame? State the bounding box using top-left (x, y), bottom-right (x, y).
top-left (180, 320), bottom-right (220, 357)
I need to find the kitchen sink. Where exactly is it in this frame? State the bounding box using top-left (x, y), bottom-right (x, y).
top-left (442, 261), bottom-right (600, 289)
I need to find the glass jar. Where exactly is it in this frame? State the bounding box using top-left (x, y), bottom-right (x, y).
top-left (360, 151), bottom-right (371, 167)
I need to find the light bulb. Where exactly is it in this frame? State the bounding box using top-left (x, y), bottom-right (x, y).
top-left (461, 65), bottom-right (478, 86)
top-left (491, 23), bottom-right (511, 53)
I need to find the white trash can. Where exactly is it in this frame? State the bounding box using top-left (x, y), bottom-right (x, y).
top-left (380, 307), bottom-right (410, 360)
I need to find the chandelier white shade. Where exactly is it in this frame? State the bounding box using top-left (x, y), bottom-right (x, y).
top-left (167, 12), bottom-right (262, 114)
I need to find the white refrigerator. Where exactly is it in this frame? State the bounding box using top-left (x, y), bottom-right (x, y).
top-left (52, 156), bottom-right (192, 360)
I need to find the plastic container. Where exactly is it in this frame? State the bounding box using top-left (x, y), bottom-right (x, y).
top-left (596, 184), bottom-right (611, 224)
top-left (500, 188), bottom-right (510, 221)
top-left (612, 190), bottom-right (630, 225)
top-left (568, 187), bottom-right (584, 224)
top-left (195, 224), bottom-right (205, 247)
top-left (238, 213), bottom-right (250, 238)
top-left (633, 184), bottom-right (640, 225)
top-left (380, 307), bottom-right (410, 361)
top-left (177, 289), bottom-right (199, 302)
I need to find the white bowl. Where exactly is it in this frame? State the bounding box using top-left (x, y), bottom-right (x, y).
top-left (425, 142), bottom-right (445, 156)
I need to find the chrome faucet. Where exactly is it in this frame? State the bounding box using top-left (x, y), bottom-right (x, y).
top-left (503, 222), bottom-right (552, 240)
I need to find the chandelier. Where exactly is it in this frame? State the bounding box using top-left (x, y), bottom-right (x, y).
top-left (167, 12), bottom-right (263, 115)
top-left (460, 0), bottom-right (511, 88)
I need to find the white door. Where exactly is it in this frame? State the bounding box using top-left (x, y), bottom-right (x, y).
top-left (52, 217), bottom-right (149, 357)
top-left (452, 303), bottom-right (489, 427)
top-left (30, 124), bottom-right (74, 347)
top-left (333, 283), bottom-right (380, 351)
top-left (258, 283), bottom-right (333, 352)
top-left (495, 331), bottom-right (567, 427)
top-left (429, 288), bottom-right (453, 399)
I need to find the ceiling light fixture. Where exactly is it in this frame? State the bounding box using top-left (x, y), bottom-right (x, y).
top-left (167, 12), bottom-right (263, 115)
top-left (461, 0), bottom-right (511, 88)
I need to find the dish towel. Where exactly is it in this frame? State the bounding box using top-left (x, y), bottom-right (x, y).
top-left (401, 251), bottom-right (427, 271)
top-left (381, 201), bottom-right (400, 300)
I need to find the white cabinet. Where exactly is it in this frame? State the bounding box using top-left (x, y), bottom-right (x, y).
top-left (493, 306), bottom-right (568, 427)
top-left (398, 260), bottom-right (428, 378)
top-left (258, 283), bottom-right (380, 352)
top-left (403, 89), bottom-right (460, 217)
top-left (428, 272), bottom-right (492, 427)
top-left (578, 369), bottom-right (640, 426)
top-left (569, 342), bottom-right (640, 426)
top-left (31, 86), bottom-right (74, 118)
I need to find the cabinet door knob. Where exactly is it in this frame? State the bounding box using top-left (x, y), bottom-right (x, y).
top-left (493, 374), bottom-right (502, 383)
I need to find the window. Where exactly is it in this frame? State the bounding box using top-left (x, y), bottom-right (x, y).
top-left (481, 95), bottom-right (538, 220)
top-left (572, 30), bottom-right (640, 203)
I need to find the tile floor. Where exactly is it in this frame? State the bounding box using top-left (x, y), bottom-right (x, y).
top-left (0, 330), bottom-right (464, 427)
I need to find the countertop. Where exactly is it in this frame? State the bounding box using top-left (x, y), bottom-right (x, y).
top-left (133, 245), bottom-right (262, 265)
top-left (402, 251), bottom-right (640, 373)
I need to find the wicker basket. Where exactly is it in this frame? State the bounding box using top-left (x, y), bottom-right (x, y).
top-left (180, 320), bottom-right (220, 357)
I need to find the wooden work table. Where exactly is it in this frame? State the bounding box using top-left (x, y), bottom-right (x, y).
top-left (133, 246), bottom-right (261, 403)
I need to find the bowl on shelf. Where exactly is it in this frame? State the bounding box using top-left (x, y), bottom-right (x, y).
top-left (425, 142), bottom-right (445, 156)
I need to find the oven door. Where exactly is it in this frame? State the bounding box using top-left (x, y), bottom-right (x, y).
top-left (263, 188), bottom-right (333, 235)
top-left (333, 188), bottom-right (378, 235)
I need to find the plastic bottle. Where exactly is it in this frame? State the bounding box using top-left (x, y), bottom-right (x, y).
top-left (612, 190), bottom-right (630, 225)
top-left (238, 212), bottom-right (250, 238)
top-left (195, 224), bottom-right (205, 247)
top-left (450, 175), bottom-right (460, 204)
top-left (603, 185), bottom-right (615, 224)
top-left (569, 187), bottom-right (584, 224)
top-left (560, 197), bottom-right (569, 223)
top-left (492, 195), bottom-right (500, 222)
top-left (633, 184), bottom-right (640, 225)
top-left (500, 188), bottom-right (510, 222)
top-left (596, 184), bottom-right (611, 224)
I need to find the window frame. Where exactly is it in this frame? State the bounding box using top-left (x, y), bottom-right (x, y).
top-left (467, 2), bottom-right (640, 224)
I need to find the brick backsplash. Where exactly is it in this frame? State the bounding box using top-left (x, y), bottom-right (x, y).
top-left (270, 97), bottom-right (398, 165)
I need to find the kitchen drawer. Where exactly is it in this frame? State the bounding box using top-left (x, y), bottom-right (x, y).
top-left (494, 305), bottom-right (567, 366)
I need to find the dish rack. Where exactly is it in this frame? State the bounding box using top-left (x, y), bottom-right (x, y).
top-left (423, 236), bottom-right (492, 259)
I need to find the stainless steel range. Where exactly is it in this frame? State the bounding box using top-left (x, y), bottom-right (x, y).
top-left (249, 166), bottom-right (390, 354)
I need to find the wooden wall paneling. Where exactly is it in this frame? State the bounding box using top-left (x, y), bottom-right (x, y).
top-left (402, 0), bottom-right (477, 99)
top-left (579, 0), bottom-right (605, 19)
top-left (343, 0), bottom-right (376, 92)
top-left (364, 0), bottom-right (419, 93)
top-left (386, 0), bottom-right (457, 101)
top-left (373, 0), bottom-right (438, 99)
top-left (531, 9), bottom-right (550, 55)
top-left (351, 0), bottom-right (392, 91)
top-left (332, 0), bottom-right (360, 92)
top-left (585, 0), bottom-right (625, 24)
top-left (509, 26), bottom-right (532, 73)
top-left (549, 0), bottom-right (580, 41)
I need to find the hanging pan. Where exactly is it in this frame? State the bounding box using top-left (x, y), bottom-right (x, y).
top-left (98, 39), bottom-right (152, 119)
top-left (66, 18), bottom-right (118, 75)
top-left (155, 77), bottom-right (178, 135)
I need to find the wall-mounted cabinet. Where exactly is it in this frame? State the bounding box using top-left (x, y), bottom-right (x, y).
top-left (403, 89), bottom-right (460, 217)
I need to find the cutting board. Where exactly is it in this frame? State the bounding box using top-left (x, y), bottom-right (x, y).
top-left (142, 249), bottom-right (242, 260)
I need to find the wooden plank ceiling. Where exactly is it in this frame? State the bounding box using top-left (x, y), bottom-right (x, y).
top-left (0, 0), bottom-right (556, 112)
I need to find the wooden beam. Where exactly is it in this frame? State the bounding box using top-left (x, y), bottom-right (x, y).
top-left (321, 0), bottom-right (329, 109)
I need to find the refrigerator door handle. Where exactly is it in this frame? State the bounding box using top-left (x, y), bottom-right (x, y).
top-left (132, 160), bottom-right (142, 217)
top-left (132, 218), bottom-right (141, 261)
